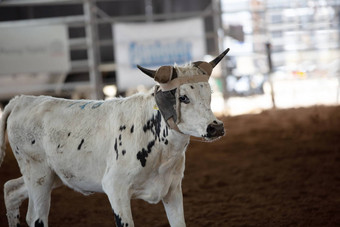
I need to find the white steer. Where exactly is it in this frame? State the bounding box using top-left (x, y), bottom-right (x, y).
top-left (0, 49), bottom-right (229, 227)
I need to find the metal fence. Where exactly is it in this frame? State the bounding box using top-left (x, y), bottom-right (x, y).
top-left (0, 0), bottom-right (223, 101)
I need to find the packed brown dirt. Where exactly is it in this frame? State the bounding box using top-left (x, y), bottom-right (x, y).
top-left (1, 105), bottom-right (339, 226)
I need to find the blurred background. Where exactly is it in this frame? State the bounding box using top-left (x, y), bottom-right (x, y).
top-left (1, 1), bottom-right (340, 226)
top-left (0, 0), bottom-right (339, 115)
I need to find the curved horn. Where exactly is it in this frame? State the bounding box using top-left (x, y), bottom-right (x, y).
top-left (209, 48), bottom-right (230, 68)
top-left (137, 65), bottom-right (156, 79)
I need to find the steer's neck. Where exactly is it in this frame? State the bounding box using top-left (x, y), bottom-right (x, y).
top-left (145, 91), bottom-right (190, 153)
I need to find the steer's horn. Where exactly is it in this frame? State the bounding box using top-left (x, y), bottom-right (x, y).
top-left (210, 48), bottom-right (230, 68)
top-left (137, 65), bottom-right (156, 79)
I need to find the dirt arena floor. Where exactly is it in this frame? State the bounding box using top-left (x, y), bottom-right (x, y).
top-left (0, 105), bottom-right (339, 226)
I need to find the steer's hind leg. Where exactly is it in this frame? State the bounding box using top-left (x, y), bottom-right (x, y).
top-left (26, 176), bottom-right (63, 225)
top-left (25, 164), bottom-right (56, 227)
top-left (4, 176), bottom-right (28, 227)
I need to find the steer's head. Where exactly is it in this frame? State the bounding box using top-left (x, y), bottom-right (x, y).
top-left (138, 48), bottom-right (230, 141)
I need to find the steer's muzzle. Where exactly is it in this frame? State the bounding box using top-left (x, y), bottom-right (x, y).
top-left (206, 121), bottom-right (225, 138)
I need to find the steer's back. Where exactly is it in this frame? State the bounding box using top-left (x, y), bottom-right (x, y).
top-left (6, 95), bottom-right (115, 193)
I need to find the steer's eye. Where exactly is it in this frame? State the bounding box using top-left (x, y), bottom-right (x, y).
top-left (179, 95), bottom-right (190, 104)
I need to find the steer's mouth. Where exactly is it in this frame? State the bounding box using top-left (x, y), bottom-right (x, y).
top-left (203, 133), bottom-right (225, 142)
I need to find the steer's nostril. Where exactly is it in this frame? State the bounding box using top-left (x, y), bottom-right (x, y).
top-left (213, 120), bottom-right (218, 124)
top-left (207, 124), bottom-right (217, 136)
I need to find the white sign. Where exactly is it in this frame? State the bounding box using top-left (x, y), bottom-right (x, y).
top-left (113, 18), bottom-right (206, 90)
top-left (0, 25), bottom-right (70, 75)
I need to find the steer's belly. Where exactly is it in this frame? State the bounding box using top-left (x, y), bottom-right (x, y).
top-left (54, 166), bottom-right (104, 195)
top-left (47, 150), bottom-right (107, 195)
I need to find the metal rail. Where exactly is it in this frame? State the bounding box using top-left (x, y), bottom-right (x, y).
top-left (0, 0), bottom-right (135, 7)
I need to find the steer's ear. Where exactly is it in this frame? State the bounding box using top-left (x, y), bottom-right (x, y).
top-left (193, 61), bottom-right (213, 75)
top-left (154, 66), bottom-right (176, 83)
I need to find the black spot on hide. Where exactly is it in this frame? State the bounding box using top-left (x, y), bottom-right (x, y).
top-left (119, 134), bottom-right (122, 146)
top-left (68, 132), bottom-right (71, 137)
top-left (190, 85), bottom-right (194, 89)
top-left (122, 150), bottom-right (126, 155)
top-left (15, 146), bottom-right (19, 155)
top-left (119, 125), bottom-right (126, 131)
top-left (136, 140), bottom-right (155, 167)
top-left (130, 125), bottom-right (134, 133)
top-left (16, 214), bottom-right (20, 227)
top-left (137, 149), bottom-right (147, 167)
top-left (114, 138), bottom-right (118, 160)
top-left (78, 139), bottom-right (84, 150)
top-left (162, 126), bottom-right (169, 138)
top-left (31, 140), bottom-right (35, 145)
top-left (148, 140), bottom-right (155, 151)
top-left (57, 144), bottom-right (60, 149)
top-left (34, 219), bottom-right (44, 227)
top-left (143, 111), bottom-right (162, 141)
top-left (137, 112), bottom-right (170, 166)
top-left (160, 126), bottom-right (169, 146)
top-left (114, 212), bottom-right (126, 227)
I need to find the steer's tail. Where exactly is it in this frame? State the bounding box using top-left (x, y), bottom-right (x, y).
top-left (0, 97), bottom-right (17, 167)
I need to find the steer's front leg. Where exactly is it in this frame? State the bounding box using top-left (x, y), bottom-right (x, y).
top-left (162, 182), bottom-right (186, 227)
top-left (102, 172), bottom-right (134, 227)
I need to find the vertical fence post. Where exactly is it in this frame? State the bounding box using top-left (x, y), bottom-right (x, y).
top-left (83, 0), bottom-right (103, 100)
top-left (266, 42), bottom-right (276, 109)
top-left (144, 0), bottom-right (154, 22)
top-left (212, 0), bottom-right (228, 100)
